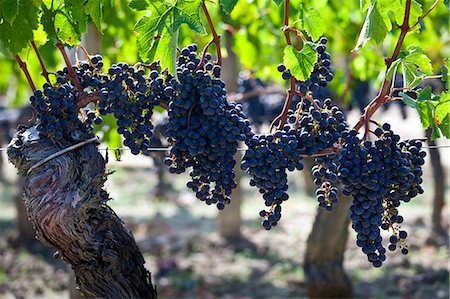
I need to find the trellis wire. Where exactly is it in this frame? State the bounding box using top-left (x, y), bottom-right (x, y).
top-left (0, 145), bottom-right (449, 152)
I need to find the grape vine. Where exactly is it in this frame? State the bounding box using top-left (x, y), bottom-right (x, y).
top-left (6, 0), bottom-right (447, 271)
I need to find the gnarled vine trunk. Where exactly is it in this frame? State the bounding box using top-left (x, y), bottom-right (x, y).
top-left (7, 126), bottom-right (156, 298)
top-left (303, 193), bottom-right (353, 298)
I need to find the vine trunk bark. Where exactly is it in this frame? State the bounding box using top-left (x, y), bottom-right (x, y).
top-left (303, 191), bottom-right (353, 298)
top-left (7, 126), bottom-right (156, 298)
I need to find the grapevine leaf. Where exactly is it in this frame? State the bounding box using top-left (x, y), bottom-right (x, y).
top-left (377, 0), bottom-right (422, 29)
top-left (1, 0), bottom-right (19, 25)
top-left (376, 0), bottom-right (403, 31)
top-left (415, 87), bottom-right (433, 129)
top-left (134, 0), bottom-right (205, 74)
top-left (401, 61), bottom-right (423, 89)
top-left (402, 45), bottom-right (433, 74)
top-left (438, 114), bottom-right (450, 139)
top-left (41, 4), bottom-right (82, 45)
top-left (354, 2), bottom-right (388, 50)
top-left (54, 10), bottom-right (82, 45)
top-left (32, 24), bottom-right (48, 47)
top-left (360, 0), bottom-right (370, 12)
top-left (220, 0), bottom-right (239, 14)
top-left (300, 7), bottom-right (325, 41)
top-left (435, 92), bottom-right (450, 126)
top-left (354, 0), bottom-right (422, 50)
top-left (64, 0), bottom-right (88, 34)
top-left (399, 91), bottom-right (417, 108)
top-left (84, 0), bottom-right (106, 33)
top-left (272, 0), bottom-right (283, 5)
top-left (386, 59), bottom-right (401, 81)
top-left (283, 44), bottom-right (317, 82)
top-left (443, 58), bottom-right (450, 90)
top-left (129, 0), bottom-right (149, 10)
top-left (413, 88), bottom-right (450, 139)
top-left (0, 0), bottom-right (39, 54)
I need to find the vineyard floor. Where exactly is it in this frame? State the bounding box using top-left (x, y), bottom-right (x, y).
top-left (0, 106), bottom-right (448, 299)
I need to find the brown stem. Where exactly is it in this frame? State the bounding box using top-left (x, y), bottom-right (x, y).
top-left (277, 77), bottom-right (297, 129)
top-left (283, 0), bottom-right (292, 45)
top-left (56, 41), bottom-right (83, 91)
top-left (197, 38), bottom-right (215, 69)
top-left (77, 45), bottom-right (91, 61)
top-left (202, 1), bottom-right (222, 65)
top-left (31, 41), bottom-right (51, 83)
top-left (354, 0), bottom-right (412, 133)
top-left (15, 55), bottom-right (36, 92)
top-left (411, 0), bottom-right (441, 29)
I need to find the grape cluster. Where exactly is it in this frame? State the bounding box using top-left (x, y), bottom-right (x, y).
top-left (164, 44), bottom-right (253, 210)
top-left (98, 63), bottom-right (162, 154)
top-left (242, 131), bottom-right (304, 229)
top-left (338, 124), bottom-right (425, 266)
top-left (242, 97), bottom-right (347, 229)
top-left (30, 81), bottom-right (93, 145)
top-left (295, 98), bottom-right (346, 210)
top-left (277, 37), bottom-right (333, 94)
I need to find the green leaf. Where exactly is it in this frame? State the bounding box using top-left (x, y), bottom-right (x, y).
top-left (272, 0), bottom-right (283, 5)
top-left (376, 0), bottom-right (403, 31)
top-left (399, 91), bottom-right (417, 108)
top-left (1, 0), bottom-right (19, 24)
top-left (436, 91), bottom-right (450, 124)
top-left (54, 9), bottom-right (81, 45)
top-left (134, 0), bottom-right (205, 74)
top-left (438, 114), bottom-right (450, 139)
top-left (443, 58), bottom-right (449, 90)
top-left (415, 87), bottom-right (433, 129)
top-left (129, 0), bottom-right (149, 10)
top-left (84, 0), bottom-right (105, 33)
top-left (220, 0), bottom-right (239, 14)
top-left (354, 0), bottom-right (423, 50)
top-left (283, 44), bottom-right (317, 82)
top-left (354, 2), bottom-right (388, 50)
top-left (403, 45), bottom-right (433, 74)
top-left (300, 6), bottom-right (325, 41)
top-left (32, 24), bottom-right (48, 47)
top-left (360, 0), bottom-right (370, 12)
top-left (445, 0), bottom-right (449, 9)
top-left (386, 59), bottom-right (401, 81)
top-left (401, 61), bottom-right (423, 89)
top-left (0, 0), bottom-right (39, 54)
top-left (65, 0), bottom-right (88, 34)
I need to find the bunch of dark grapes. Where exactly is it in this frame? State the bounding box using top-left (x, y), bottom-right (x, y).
top-left (277, 37), bottom-right (333, 93)
top-left (242, 131), bottom-right (304, 229)
top-left (98, 63), bottom-right (162, 154)
top-left (242, 97), bottom-right (347, 229)
top-left (338, 124), bottom-right (425, 267)
top-left (164, 44), bottom-right (253, 210)
top-left (30, 82), bottom-right (93, 145)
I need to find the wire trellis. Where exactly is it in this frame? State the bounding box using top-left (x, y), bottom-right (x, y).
top-left (1, 145), bottom-right (449, 152)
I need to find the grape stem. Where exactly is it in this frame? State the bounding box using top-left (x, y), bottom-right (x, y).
top-left (77, 44), bottom-right (91, 61)
top-left (15, 55), bottom-right (36, 92)
top-left (56, 41), bottom-right (84, 91)
top-left (354, 0), bottom-right (413, 136)
top-left (197, 38), bottom-right (217, 69)
top-left (201, 1), bottom-right (222, 66)
top-left (277, 77), bottom-right (297, 129)
top-left (31, 41), bottom-right (51, 83)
